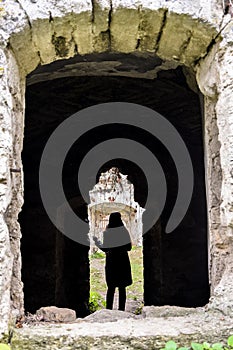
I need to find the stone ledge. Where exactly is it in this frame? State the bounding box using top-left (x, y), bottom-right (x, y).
top-left (9, 308), bottom-right (233, 350)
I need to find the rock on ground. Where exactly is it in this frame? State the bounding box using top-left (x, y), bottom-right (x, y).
top-left (36, 306), bottom-right (76, 323)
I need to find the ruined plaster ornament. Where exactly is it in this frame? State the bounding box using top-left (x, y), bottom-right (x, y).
top-left (88, 168), bottom-right (145, 248)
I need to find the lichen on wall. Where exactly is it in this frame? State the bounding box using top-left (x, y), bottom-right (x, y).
top-left (0, 0), bottom-right (232, 337)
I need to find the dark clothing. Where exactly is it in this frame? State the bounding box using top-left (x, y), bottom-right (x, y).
top-left (105, 245), bottom-right (132, 287)
top-left (93, 212), bottom-right (133, 311)
top-left (96, 226), bottom-right (133, 287)
top-left (106, 286), bottom-right (126, 310)
top-left (103, 226), bottom-right (132, 288)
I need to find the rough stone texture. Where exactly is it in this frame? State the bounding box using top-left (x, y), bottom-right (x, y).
top-left (215, 21), bottom-right (233, 239)
top-left (196, 18), bottom-right (233, 311)
top-left (88, 167), bottom-right (145, 247)
top-left (0, 0), bottom-right (232, 340)
top-left (3, 0), bottom-right (223, 75)
top-left (9, 308), bottom-right (233, 349)
top-left (142, 305), bottom-right (198, 318)
top-left (0, 48), bottom-right (19, 336)
top-left (82, 309), bottom-right (138, 322)
top-left (36, 306), bottom-right (76, 323)
top-left (206, 20), bottom-right (233, 314)
top-left (4, 50), bottom-right (25, 319)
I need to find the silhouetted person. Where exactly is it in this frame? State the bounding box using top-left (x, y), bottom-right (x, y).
top-left (93, 212), bottom-right (132, 311)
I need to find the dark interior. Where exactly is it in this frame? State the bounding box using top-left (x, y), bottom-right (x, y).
top-left (19, 53), bottom-right (209, 316)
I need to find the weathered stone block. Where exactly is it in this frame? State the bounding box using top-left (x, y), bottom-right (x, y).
top-left (36, 306), bottom-right (76, 323)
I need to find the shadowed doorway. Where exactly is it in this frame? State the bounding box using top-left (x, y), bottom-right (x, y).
top-left (19, 55), bottom-right (209, 315)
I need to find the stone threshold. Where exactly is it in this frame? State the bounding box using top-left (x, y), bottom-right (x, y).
top-left (8, 307), bottom-right (233, 350)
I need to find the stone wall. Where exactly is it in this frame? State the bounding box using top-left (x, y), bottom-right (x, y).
top-left (0, 0), bottom-right (232, 336)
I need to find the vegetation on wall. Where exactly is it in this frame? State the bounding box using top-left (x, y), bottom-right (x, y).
top-left (161, 336), bottom-right (233, 350)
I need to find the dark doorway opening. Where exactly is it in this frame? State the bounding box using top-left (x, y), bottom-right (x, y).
top-left (19, 55), bottom-right (209, 316)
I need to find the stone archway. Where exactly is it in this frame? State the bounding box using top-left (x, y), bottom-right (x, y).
top-left (0, 0), bottom-right (233, 335)
top-left (88, 167), bottom-right (145, 247)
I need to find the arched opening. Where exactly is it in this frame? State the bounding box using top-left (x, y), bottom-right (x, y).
top-left (88, 166), bottom-right (145, 313)
top-left (18, 53), bottom-right (209, 316)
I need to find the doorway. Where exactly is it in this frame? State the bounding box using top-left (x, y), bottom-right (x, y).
top-left (19, 60), bottom-right (209, 316)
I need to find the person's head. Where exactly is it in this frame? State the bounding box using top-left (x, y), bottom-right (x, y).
top-left (107, 212), bottom-right (123, 228)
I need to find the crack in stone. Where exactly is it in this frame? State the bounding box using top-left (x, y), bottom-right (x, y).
top-left (135, 38), bottom-right (141, 50)
top-left (107, 0), bottom-right (113, 51)
top-left (48, 15), bottom-right (58, 60)
top-left (219, 11), bottom-right (226, 29)
top-left (194, 19), bottom-right (232, 66)
top-left (91, 0), bottom-right (95, 27)
top-left (194, 37), bottom-right (217, 66)
top-left (180, 30), bottom-right (193, 59)
top-left (99, 0), bottom-right (112, 51)
top-left (218, 0), bottom-right (232, 34)
top-left (49, 11), bottom-right (53, 23)
top-left (135, 5), bottom-right (142, 50)
top-left (15, 0), bottom-right (43, 67)
top-left (15, 0), bottom-right (32, 29)
top-left (91, 0), bottom-right (112, 51)
top-left (37, 50), bottom-right (42, 65)
top-left (90, 0), bottom-right (96, 52)
top-left (70, 23), bottom-right (78, 56)
top-left (154, 9), bottom-right (168, 53)
top-left (73, 41), bottom-right (78, 55)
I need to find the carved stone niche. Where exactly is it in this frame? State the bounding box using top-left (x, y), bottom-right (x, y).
top-left (88, 167), bottom-right (145, 249)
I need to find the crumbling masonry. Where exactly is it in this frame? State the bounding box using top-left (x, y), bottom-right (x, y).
top-left (0, 0), bottom-right (233, 340)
